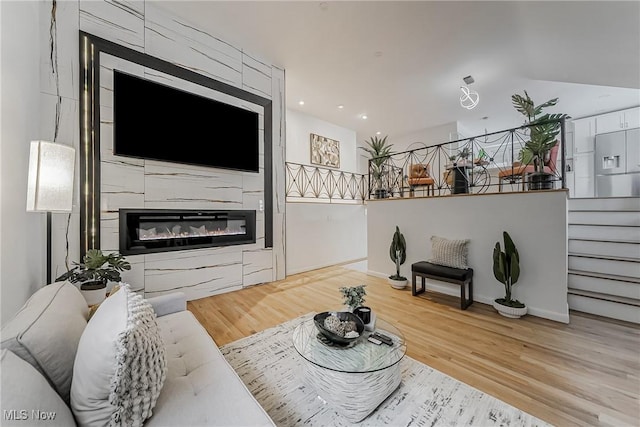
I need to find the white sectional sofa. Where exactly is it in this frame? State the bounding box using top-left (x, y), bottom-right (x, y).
top-left (1, 282), bottom-right (274, 426)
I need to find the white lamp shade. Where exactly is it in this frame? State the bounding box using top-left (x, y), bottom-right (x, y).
top-left (26, 141), bottom-right (75, 212)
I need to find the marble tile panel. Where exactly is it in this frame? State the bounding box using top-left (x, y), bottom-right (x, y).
top-left (40, 0), bottom-right (79, 100)
top-left (144, 161), bottom-right (243, 209)
top-left (243, 169), bottom-right (264, 193)
top-left (80, 0), bottom-right (144, 51)
top-left (271, 67), bottom-right (286, 280)
top-left (242, 52), bottom-right (272, 98)
top-left (243, 249), bottom-right (273, 287)
top-left (101, 157), bottom-right (145, 195)
top-left (144, 247), bottom-right (243, 300)
top-left (119, 254), bottom-right (145, 293)
top-left (144, 4), bottom-right (242, 87)
top-left (100, 212), bottom-right (119, 252)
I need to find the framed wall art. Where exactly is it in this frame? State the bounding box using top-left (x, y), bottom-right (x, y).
top-left (310, 133), bottom-right (340, 168)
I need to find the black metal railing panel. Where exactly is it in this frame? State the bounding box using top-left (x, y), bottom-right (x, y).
top-left (285, 162), bottom-right (366, 203)
top-left (366, 119), bottom-right (566, 199)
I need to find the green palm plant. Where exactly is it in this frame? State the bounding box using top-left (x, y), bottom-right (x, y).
top-left (360, 136), bottom-right (393, 194)
top-left (389, 226), bottom-right (407, 280)
top-left (512, 91), bottom-right (570, 173)
top-left (492, 231), bottom-right (523, 308)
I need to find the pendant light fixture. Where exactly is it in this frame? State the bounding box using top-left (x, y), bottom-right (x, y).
top-left (460, 75), bottom-right (479, 110)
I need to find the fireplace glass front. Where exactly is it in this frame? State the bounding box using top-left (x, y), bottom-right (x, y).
top-left (119, 209), bottom-right (256, 255)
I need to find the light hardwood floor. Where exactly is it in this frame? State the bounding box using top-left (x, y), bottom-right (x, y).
top-left (188, 264), bottom-right (640, 427)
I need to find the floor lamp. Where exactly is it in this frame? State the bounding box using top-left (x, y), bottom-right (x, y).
top-left (26, 141), bottom-right (76, 284)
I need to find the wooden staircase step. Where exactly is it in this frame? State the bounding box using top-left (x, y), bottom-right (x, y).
top-left (568, 269), bottom-right (640, 285)
top-left (567, 288), bottom-right (640, 307)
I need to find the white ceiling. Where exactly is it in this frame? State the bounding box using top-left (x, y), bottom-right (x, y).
top-left (153, 1), bottom-right (640, 141)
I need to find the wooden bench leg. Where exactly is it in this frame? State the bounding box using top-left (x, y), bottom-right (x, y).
top-left (412, 272), bottom-right (425, 296)
top-left (460, 277), bottom-right (473, 310)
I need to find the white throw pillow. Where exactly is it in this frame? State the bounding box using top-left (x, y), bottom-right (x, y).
top-left (429, 236), bottom-right (470, 269)
top-left (71, 285), bottom-right (167, 427)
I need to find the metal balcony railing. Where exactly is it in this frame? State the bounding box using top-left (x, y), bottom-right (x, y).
top-left (366, 119), bottom-right (567, 199)
top-left (285, 162), bottom-right (366, 203)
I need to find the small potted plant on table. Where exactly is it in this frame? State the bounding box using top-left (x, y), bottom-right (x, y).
top-left (492, 231), bottom-right (526, 318)
top-left (56, 249), bottom-right (131, 306)
top-left (388, 226), bottom-right (408, 289)
top-left (339, 285), bottom-right (367, 312)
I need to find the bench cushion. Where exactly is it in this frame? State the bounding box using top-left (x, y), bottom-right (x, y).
top-left (412, 261), bottom-right (473, 281)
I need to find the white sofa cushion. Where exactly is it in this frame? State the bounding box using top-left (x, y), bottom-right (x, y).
top-left (1, 349), bottom-right (76, 426)
top-left (0, 281), bottom-right (88, 404)
top-left (145, 310), bottom-right (274, 426)
top-left (71, 285), bottom-right (167, 427)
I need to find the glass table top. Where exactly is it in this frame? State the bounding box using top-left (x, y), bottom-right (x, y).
top-left (292, 314), bottom-right (406, 373)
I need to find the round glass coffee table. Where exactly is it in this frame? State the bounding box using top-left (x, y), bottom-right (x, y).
top-left (292, 314), bottom-right (406, 422)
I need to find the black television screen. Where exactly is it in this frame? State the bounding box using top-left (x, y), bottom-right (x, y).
top-left (113, 70), bottom-right (259, 173)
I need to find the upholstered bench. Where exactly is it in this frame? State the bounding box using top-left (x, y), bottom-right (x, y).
top-left (411, 261), bottom-right (474, 310)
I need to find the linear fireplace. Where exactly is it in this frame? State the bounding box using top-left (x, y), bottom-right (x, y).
top-left (119, 209), bottom-right (256, 255)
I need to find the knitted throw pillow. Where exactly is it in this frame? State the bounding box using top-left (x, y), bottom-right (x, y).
top-left (71, 285), bottom-right (167, 427)
top-left (429, 236), bottom-right (470, 269)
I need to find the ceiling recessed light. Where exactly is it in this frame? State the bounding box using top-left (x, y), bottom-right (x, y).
top-left (298, 100), bottom-right (305, 106)
top-left (376, 131), bottom-right (381, 135)
top-left (337, 105), bottom-right (344, 109)
top-left (361, 115), bottom-right (368, 120)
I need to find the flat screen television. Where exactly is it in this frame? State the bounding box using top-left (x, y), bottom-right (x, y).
top-left (113, 70), bottom-right (259, 173)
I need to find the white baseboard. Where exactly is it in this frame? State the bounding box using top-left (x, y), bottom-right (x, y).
top-left (370, 269), bottom-right (570, 323)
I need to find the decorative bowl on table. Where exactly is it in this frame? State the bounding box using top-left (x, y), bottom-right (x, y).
top-left (313, 311), bottom-right (365, 346)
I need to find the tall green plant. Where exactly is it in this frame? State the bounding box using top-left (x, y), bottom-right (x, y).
top-left (389, 226), bottom-right (406, 280)
top-left (360, 135), bottom-right (392, 184)
top-left (492, 231), bottom-right (523, 308)
top-left (512, 91), bottom-right (569, 172)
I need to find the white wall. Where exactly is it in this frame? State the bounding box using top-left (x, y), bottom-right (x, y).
top-left (367, 191), bottom-right (569, 323)
top-left (0, 1), bottom-right (46, 322)
top-left (285, 109), bottom-right (366, 274)
top-left (286, 203), bottom-right (366, 274)
top-left (390, 121), bottom-right (460, 153)
top-left (286, 108), bottom-right (358, 172)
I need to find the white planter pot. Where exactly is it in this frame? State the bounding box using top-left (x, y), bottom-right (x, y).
top-left (80, 287), bottom-right (107, 306)
top-left (388, 277), bottom-right (408, 290)
top-left (493, 300), bottom-right (527, 318)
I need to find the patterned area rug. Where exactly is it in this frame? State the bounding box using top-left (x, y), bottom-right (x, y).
top-left (220, 314), bottom-right (550, 427)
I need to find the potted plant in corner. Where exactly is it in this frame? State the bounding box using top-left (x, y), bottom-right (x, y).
top-left (56, 249), bottom-right (131, 306)
top-left (388, 226), bottom-right (408, 289)
top-left (360, 135), bottom-right (393, 198)
top-left (492, 231), bottom-right (526, 318)
top-left (512, 90), bottom-right (570, 190)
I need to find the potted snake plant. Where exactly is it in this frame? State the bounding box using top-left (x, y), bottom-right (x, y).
top-left (492, 231), bottom-right (526, 318)
top-left (388, 226), bottom-right (408, 289)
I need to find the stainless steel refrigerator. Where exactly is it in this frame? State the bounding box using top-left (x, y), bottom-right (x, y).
top-left (595, 127), bottom-right (640, 197)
